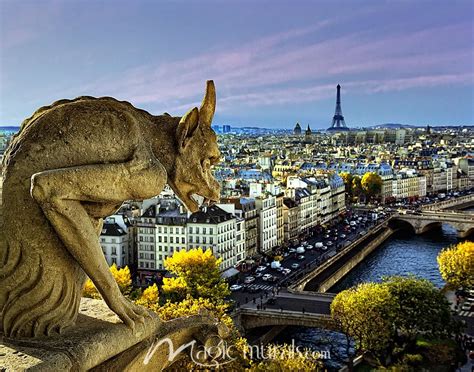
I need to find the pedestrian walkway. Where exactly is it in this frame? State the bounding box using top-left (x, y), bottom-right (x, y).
top-left (247, 284), bottom-right (274, 292)
top-left (459, 310), bottom-right (474, 318)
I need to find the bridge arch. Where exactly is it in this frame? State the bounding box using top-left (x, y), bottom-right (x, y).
top-left (388, 218), bottom-right (416, 233)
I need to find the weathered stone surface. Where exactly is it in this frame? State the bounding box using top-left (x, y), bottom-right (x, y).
top-left (0, 81), bottom-right (221, 338)
top-left (1, 298), bottom-right (227, 371)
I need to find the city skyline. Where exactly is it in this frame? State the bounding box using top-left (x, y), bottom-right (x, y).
top-left (1, 0), bottom-right (473, 128)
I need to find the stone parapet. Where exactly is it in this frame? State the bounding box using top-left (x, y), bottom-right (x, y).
top-left (1, 297), bottom-right (225, 371)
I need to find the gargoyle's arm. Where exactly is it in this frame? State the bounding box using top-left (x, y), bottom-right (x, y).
top-left (30, 146), bottom-right (167, 330)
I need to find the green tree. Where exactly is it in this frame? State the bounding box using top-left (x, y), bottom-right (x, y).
top-left (437, 241), bottom-right (474, 289)
top-left (331, 282), bottom-right (396, 366)
top-left (361, 172), bottom-right (383, 201)
top-left (162, 247), bottom-right (230, 302)
top-left (382, 276), bottom-right (458, 347)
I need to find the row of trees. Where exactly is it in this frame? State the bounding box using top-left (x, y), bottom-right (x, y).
top-left (340, 171), bottom-right (383, 202)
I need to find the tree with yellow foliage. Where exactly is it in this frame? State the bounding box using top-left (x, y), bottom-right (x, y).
top-left (83, 264), bottom-right (132, 298)
top-left (361, 172), bottom-right (382, 201)
top-left (135, 283), bottom-right (159, 312)
top-left (162, 248), bottom-right (230, 302)
top-left (331, 282), bottom-right (397, 366)
top-left (437, 241), bottom-right (474, 289)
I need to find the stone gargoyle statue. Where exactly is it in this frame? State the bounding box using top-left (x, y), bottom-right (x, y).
top-left (0, 81), bottom-right (221, 338)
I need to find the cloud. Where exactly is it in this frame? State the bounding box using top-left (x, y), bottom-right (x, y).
top-left (58, 15), bottom-right (473, 118)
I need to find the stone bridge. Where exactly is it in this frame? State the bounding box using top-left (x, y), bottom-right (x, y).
top-left (232, 291), bottom-right (337, 333)
top-left (233, 308), bottom-right (335, 332)
top-left (422, 193), bottom-right (474, 211)
top-left (392, 211), bottom-right (474, 238)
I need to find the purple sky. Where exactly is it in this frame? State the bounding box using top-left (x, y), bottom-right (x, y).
top-left (1, 0), bottom-right (473, 128)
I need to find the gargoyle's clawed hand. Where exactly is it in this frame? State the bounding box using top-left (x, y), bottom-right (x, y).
top-left (105, 294), bottom-right (148, 332)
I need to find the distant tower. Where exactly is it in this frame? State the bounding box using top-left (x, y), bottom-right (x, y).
top-left (294, 122), bottom-right (302, 135)
top-left (327, 84), bottom-right (349, 131)
top-left (305, 124), bottom-right (313, 142)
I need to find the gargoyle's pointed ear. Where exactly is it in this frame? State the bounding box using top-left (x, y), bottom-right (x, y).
top-left (199, 80), bottom-right (215, 127)
top-left (177, 107), bottom-right (199, 152)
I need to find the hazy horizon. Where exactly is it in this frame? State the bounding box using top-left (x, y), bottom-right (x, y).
top-left (1, 1), bottom-right (473, 129)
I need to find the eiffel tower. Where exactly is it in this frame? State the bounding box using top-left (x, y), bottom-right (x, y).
top-left (327, 84), bottom-right (349, 131)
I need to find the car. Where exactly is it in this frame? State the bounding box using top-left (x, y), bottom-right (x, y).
top-left (255, 272), bottom-right (263, 278)
top-left (268, 275), bottom-right (279, 283)
top-left (291, 263), bottom-right (300, 269)
top-left (297, 255), bottom-right (305, 260)
top-left (327, 241), bottom-right (333, 246)
top-left (230, 284), bottom-right (242, 291)
top-left (262, 274), bottom-right (273, 281)
top-left (267, 297), bottom-right (277, 305)
top-left (461, 303), bottom-right (473, 312)
top-left (244, 276), bottom-right (255, 284)
top-left (315, 242), bottom-right (324, 248)
top-left (321, 245), bottom-right (328, 251)
top-left (324, 234), bottom-right (330, 239)
top-left (256, 265), bottom-right (266, 272)
top-left (350, 221), bottom-right (356, 226)
top-left (306, 244), bottom-right (313, 250)
top-left (282, 268), bottom-right (291, 275)
top-left (283, 252), bottom-right (289, 257)
top-left (340, 234), bottom-right (346, 239)
top-left (289, 248), bottom-right (296, 253)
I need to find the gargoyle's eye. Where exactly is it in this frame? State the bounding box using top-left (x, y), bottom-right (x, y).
top-left (202, 159), bottom-right (211, 170)
top-left (209, 156), bottom-right (220, 165)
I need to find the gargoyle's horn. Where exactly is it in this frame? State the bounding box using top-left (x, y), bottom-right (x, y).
top-left (199, 80), bottom-right (216, 127)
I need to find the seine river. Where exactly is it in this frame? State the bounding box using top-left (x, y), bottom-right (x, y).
top-left (275, 220), bottom-right (472, 370)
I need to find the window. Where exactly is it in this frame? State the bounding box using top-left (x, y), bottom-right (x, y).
top-left (150, 262), bottom-right (154, 269)
top-left (181, 237), bottom-right (185, 244)
top-left (112, 247), bottom-right (117, 255)
top-left (140, 253), bottom-right (143, 259)
top-left (203, 228), bottom-right (206, 234)
top-left (112, 258), bottom-right (117, 265)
